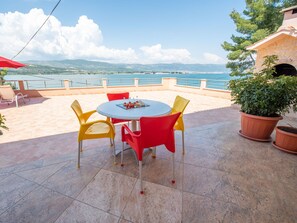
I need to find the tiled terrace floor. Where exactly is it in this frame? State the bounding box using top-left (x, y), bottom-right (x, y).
top-left (0, 90), bottom-right (296, 223)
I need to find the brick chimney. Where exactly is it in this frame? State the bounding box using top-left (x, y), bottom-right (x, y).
top-left (279, 5), bottom-right (297, 30)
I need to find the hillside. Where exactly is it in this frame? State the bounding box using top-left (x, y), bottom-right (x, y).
top-left (8, 59), bottom-right (229, 75)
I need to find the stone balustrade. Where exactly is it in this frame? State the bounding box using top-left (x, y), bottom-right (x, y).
top-left (8, 77), bottom-right (231, 99)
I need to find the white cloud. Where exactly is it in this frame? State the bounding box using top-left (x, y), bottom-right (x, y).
top-left (203, 52), bottom-right (225, 64)
top-left (139, 44), bottom-right (193, 64)
top-left (0, 9), bottom-right (195, 64)
top-left (0, 9), bottom-right (137, 62)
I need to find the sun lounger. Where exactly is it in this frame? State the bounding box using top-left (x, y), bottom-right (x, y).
top-left (0, 85), bottom-right (28, 107)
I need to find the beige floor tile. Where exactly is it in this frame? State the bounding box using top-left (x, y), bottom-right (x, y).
top-left (182, 192), bottom-right (253, 223)
top-left (76, 169), bottom-right (136, 216)
top-left (55, 200), bottom-right (119, 223)
top-left (122, 180), bottom-right (182, 223)
top-left (0, 186), bottom-right (73, 223)
top-left (42, 161), bottom-right (100, 198)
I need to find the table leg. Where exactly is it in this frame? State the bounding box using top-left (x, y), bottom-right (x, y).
top-left (152, 146), bottom-right (156, 158)
top-left (131, 120), bottom-right (137, 131)
top-left (132, 120), bottom-right (155, 160)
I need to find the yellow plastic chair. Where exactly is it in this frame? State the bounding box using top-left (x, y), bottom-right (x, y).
top-left (171, 95), bottom-right (190, 154)
top-left (71, 100), bottom-right (115, 168)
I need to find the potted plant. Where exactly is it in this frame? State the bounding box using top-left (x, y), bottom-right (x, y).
top-left (0, 113), bottom-right (8, 135)
top-left (229, 55), bottom-right (297, 141)
top-left (0, 69), bottom-right (7, 85)
top-left (274, 124), bottom-right (297, 154)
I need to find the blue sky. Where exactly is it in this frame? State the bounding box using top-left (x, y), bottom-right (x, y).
top-left (0, 0), bottom-right (245, 64)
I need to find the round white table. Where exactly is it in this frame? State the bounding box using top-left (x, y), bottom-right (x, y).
top-left (97, 99), bottom-right (172, 130)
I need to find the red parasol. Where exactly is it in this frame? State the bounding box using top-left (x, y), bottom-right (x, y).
top-left (0, 56), bottom-right (26, 68)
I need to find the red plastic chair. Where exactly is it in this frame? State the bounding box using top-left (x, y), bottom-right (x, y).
top-left (121, 112), bottom-right (181, 194)
top-left (107, 92), bottom-right (130, 124)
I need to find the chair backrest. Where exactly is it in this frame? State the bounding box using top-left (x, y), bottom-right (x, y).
top-left (172, 95), bottom-right (190, 114)
top-left (172, 95), bottom-right (190, 131)
top-left (71, 100), bottom-right (84, 125)
top-left (0, 85), bottom-right (16, 100)
top-left (107, 92), bottom-right (129, 101)
top-left (139, 112), bottom-right (181, 152)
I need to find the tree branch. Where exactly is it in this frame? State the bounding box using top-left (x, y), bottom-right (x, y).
top-left (249, 53), bottom-right (255, 65)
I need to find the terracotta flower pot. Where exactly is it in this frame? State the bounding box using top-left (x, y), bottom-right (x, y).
top-left (273, 126), bottom-right (297, 154)
top-left (239, 112), bottom-right (283, 142)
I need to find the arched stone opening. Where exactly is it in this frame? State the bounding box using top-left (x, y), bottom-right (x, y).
top-left (273, 63), bottom-right (297, 77)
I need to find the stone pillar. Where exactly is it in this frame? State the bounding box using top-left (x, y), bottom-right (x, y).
top-left (102, 78), bottom-right (108, 92)
top-left (134, 78), bottom-right (139, 87)
top-left (162, 77), bottom-right (177, 90)
top-left (200, 79), bottom-right (207, 89)
top-left (18, 80), bottom-right (25, 91)
top-left (64, 80), bottom-right (70, 90)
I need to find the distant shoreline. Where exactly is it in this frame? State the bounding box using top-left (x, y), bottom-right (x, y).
top-left (6, 73), bottom-right (231, 81)
top-left (7, 71), bottom-right (229, 76)
top-left (7, 60), bottom-right (229, 75)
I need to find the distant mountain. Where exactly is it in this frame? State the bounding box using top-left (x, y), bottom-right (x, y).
top-left (8, 59), bottom-right (229, 75)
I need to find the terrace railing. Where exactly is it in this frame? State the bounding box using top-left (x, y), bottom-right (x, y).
top-left (25, 80), bottom-right (64, 89)
top-left (106, 78), bottom-right (134, 87)
top-left (138, 78), bottom-right (162, 86)
top-left (69, 78), bottom-right (103, 88)
top-left (206, 79), bottom-right (229, 90)
top-left (3, 77), bottom-right (230, 94)
top-left (176, 78), bottom-right (201, 88)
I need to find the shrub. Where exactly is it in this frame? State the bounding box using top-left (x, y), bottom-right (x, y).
top-left (0, 113), bottom-right (8, 132)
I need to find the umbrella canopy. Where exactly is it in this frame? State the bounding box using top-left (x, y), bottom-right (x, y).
top-left (0, 56), bottom-right (26, 68)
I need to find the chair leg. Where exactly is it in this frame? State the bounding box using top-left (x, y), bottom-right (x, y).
top-left (113, 139), bottom-right (117, 165)
top-left (121, 142), bottom-right (124, 167)
top-left (182, 131), bottom-right (185, 155)
top-left (80, 141), bottom-right (83, 152)
top-left (77, 141), bottom-right (82, 168)
top-left (172, 153), bottom-right (175, 184)
top-left (15, 96), bottom-right (18, 108)
top-left (139, 160), bottom-right (144, 194)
